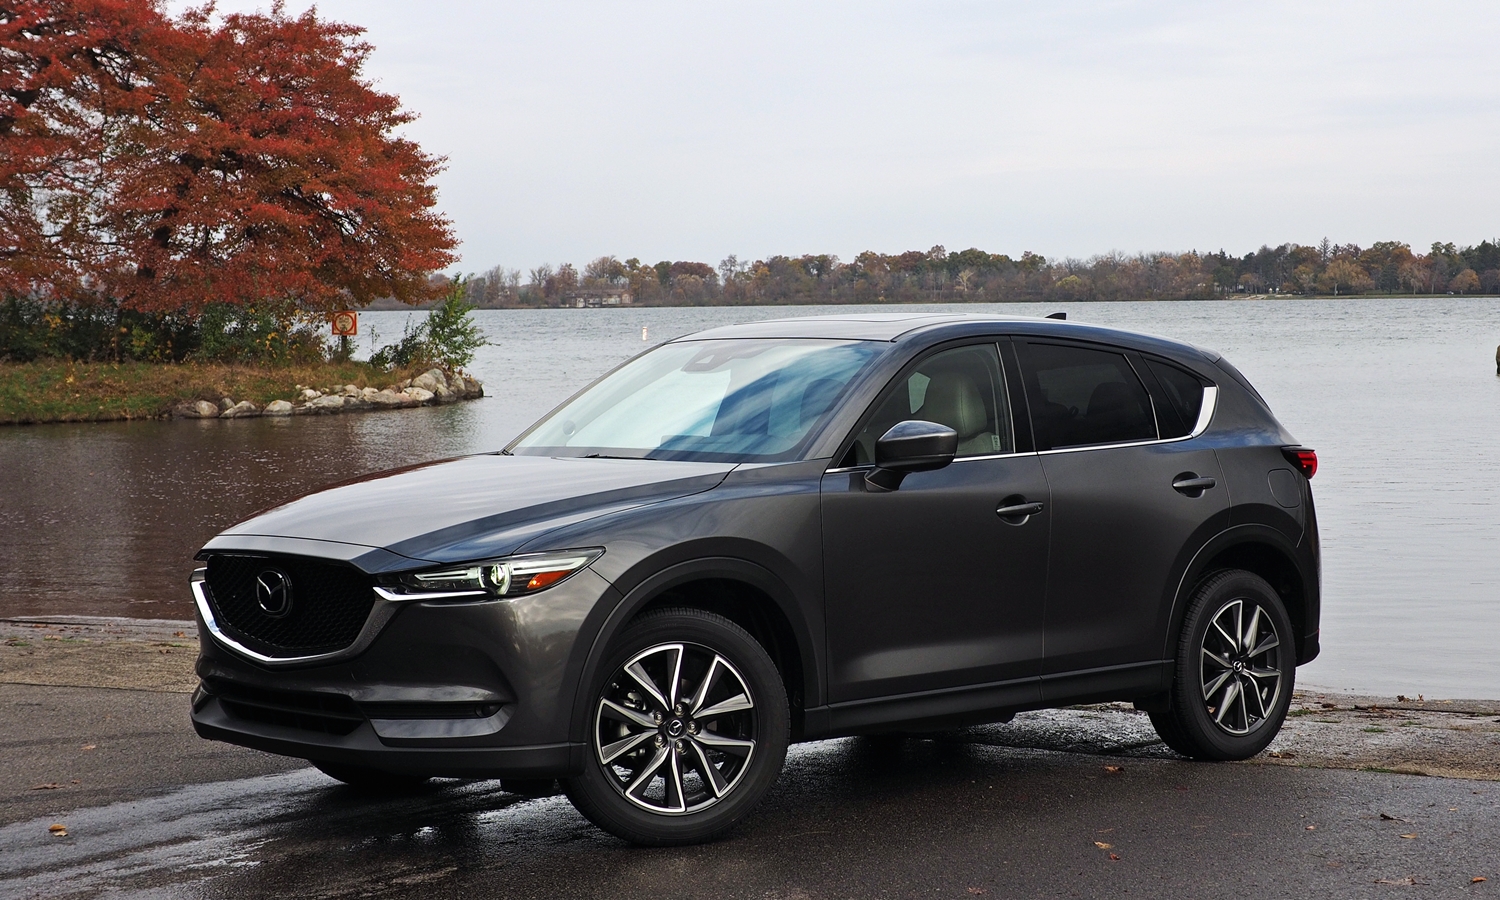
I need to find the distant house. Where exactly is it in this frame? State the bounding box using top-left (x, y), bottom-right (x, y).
top-left (566, 287), bottom-right (633, 308)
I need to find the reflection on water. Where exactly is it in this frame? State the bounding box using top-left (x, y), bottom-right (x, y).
top-left (3, 299), bottom-right (1499, 697)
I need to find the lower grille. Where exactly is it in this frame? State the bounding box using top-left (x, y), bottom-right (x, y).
top-left (207, 679), bottom-right (364, 736)
top-left (204, 554), bottom-right (375, 657)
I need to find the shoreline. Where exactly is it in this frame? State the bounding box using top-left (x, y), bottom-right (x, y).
top-left (394, 293), bottom-right (1500, 311)
top-left (6, 615), bottom-right (1497, 781)
top-left (0, 360), bottom-right (482, 426)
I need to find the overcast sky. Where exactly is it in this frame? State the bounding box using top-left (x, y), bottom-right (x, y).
top-left (180, 1), bottom-right (1499, 272)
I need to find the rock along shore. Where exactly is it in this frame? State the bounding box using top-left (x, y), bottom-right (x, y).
top-left (169, 366), bottom-right (482, 420)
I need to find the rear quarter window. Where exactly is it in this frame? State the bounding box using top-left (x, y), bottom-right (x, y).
top-left (1145, 358), bottom-right (1208, 438)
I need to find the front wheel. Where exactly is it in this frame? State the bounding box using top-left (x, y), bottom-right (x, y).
top-left (1150, 569), bottom-right (1296, 761)
top-left (563, 608), bottom-right (790, 845)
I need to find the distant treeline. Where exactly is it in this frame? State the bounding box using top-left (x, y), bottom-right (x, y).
top-left (447, 239), bottom-right (1500, 309)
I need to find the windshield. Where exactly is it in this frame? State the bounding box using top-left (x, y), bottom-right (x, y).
top-left (509, 339), bottom-right (880, 462)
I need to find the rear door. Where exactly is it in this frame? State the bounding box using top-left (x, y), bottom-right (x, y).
top-left (1013, 339), bottom-right (1229, 700)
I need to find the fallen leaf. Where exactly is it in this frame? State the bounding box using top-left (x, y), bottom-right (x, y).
top-left (1321, 702), bottom-right (1338, 709)
top-left (1472, 877), bottom-right (1487, 884)
top-left (1269, 750), bottom-right (1297, 759)
top-left (1103, 765), bottom-right (1123, 774)
top-left (31, 783), bottom-right (63, 790)
top-left (1108, 853), bottom-right (1121, 861)
top-left (1374, 877), bottom-right (1420, 886)
top-left (1379, 813), bottom-right (1401, 821)
top-left (1094, 842), bottom-right (1113, 849)
top-left (1399, 833), bottom-right (1417, 840)
top-left (81, 745), bottom-right (96, 751)
top-left (174, 631), bottom-right (186, 638)
top-left (48, 824), bottom-right (67, 834)
top-left (158, 649), bottom-right (170, 655)
top-left (1305, 825), bottom-right (1316, 831)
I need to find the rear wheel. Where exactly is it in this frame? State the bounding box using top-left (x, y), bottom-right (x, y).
top-left (1150, 570), bottom-right (1296, 760)
top-left (563, 608), bottom-right (790, 845)
top-left (310, 760), bottom-right (432, 791)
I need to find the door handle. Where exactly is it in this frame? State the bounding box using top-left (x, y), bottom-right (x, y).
top-left (1172, 475), bottom-right (1217, 496)
top-left (996, 500), bottom-right (1044, 524)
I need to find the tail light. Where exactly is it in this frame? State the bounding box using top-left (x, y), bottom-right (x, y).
top-left (1281, 446), bottom-right (1317, 479)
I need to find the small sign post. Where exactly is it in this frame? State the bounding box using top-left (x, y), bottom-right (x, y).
top-left (330, 311), bottom-right (357, 359)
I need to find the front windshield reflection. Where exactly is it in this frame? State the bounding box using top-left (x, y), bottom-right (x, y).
top-left (509, 339), bottom-right (879, 462)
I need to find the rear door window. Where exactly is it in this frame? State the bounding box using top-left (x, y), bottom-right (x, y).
top-left (1144, 358), bottom-right (1207, 438)
top-left (1017, 342), bottom-right (1157, 450)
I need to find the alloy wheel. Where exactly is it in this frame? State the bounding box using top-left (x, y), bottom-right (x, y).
top-left (592, 642), bottom-right (758, 815)
top-left (1199, 596), bottom-right (1284, 736)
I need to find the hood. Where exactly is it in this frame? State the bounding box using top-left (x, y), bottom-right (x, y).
top-left (207, 454), bottom-right (735, 566)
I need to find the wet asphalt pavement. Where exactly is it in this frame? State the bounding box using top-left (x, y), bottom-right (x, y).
top-left (3, 683), bottom-right (1499, 899)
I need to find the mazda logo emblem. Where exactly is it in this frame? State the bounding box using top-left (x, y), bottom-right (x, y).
top-left (254, 569), bottom-right (294, 618)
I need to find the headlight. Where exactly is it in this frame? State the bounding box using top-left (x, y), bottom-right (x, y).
top-left (378, 549), bottom-right (604, 601)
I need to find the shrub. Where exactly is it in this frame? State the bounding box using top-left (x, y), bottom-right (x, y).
top-left (369, 277), bottom-right (487, 370)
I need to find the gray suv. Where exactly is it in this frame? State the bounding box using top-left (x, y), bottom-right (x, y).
top-left (190, 313), bottom-right (1320, 844)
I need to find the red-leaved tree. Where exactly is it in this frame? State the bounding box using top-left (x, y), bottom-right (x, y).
top-left (1, 0), bottom-right (455, 316)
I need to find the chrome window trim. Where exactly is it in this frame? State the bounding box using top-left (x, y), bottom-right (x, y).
top-left (822, 384), bottom-right (1218, 472)
top-left (824, 449), bottom-right (1033, 474)
top-left (1036, 384), bottom-right (1218, 456)
top-left (191, 569), bottom-right (400, 668)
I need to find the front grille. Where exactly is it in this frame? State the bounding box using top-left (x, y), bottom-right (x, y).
top-left (206, 678), bottom-right (364, 736)
top-left (204, 554), bottom-right (375, 657)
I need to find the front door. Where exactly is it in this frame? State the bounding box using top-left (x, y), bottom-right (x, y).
top-left (822, 342), bottom-right (1050, 708)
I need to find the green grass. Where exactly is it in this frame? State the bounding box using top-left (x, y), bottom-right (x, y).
top-left (0, 360), bottom-right (428, 424)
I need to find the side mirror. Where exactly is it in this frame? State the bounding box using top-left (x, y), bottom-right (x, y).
top-left (866, 420), bottom-right (958, 492)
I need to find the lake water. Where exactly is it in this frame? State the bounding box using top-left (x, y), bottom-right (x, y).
top-left (3, 299), bottom-right (1498, 698)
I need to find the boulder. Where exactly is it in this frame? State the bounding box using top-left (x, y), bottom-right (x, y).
top-left (464, 376), bottom-right (485, 397)
top-left (370, 390), bottom-right (407, 408)
top-left (263, 399), bottom-right (295, 416)
top-left (218, 397), bottom-right (235, 412)
top-left (173, 400), bottom-right (221, 419)
top-left (412, 368), bottom-right (446, 393)
top-left (220, 400), bottom-right (260, 418)
top-left (360, 386), bottom-right (380, 399)
top-left (343, 383), bottom-right (360, 394)
top-left (435, 384), bottom-right (456, 403)
top-left (300, 388), bottom-right (321, 400)
top-left (306, 394), bottom-right (346, 412)
top-left (403, 387), bottom-right (435, 404)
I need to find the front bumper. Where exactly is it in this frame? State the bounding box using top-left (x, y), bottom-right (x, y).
top-left (190, 567), bottom-right (618, 779)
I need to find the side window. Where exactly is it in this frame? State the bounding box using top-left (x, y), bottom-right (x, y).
top-left (845, 344), bottom-right (1012, 465)
top-left (1145, 358), bottom-right (1207, 439)
top-left (1019, 342), bottom-right (1157, 450)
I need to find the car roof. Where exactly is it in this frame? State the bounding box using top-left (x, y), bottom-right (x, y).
top-left (675, 313), bottom-right (1221, 362)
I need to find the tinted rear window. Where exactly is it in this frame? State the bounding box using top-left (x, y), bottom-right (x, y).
top-left (1019, 342), bottom-right (1156, 450)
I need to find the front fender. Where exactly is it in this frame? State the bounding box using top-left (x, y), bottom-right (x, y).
top-left (563, 556), bottom-right (822, 745)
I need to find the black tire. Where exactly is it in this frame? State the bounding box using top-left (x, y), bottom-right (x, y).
top-left (563, 607), bottom-right (790, 846)
top-left (310, 760), bottom-right (433, 791)
top-left (1149, 569), bottom-right (1296, 761)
